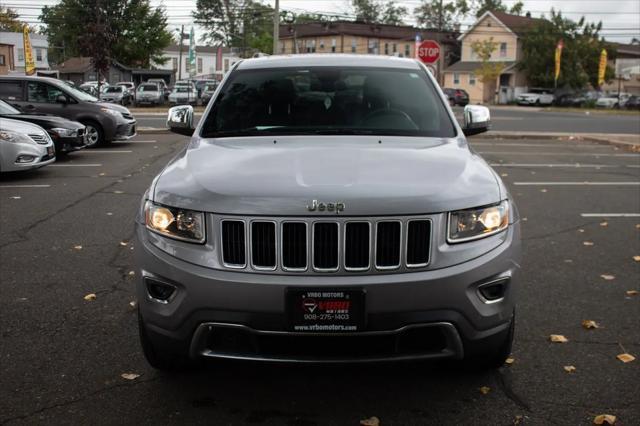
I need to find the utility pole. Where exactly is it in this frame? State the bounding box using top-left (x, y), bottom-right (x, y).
top-left (178, 24), bottom-right (184, 81)
top-left (273, 0), bottom-right (280, 54)
top-left (436, 0), bottom-right (443, 86)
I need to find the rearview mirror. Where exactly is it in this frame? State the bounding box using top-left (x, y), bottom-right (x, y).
top-left (463, 105), bottom-right (491, 136)
top-left (56, 94), bottom-right (68, 104)
top-left (167, 105), bottom-right (194, 136)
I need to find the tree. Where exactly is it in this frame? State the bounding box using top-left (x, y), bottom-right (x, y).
top-left (472, 0), bottom-right (525, 17)
top-left (0, 6), bottom-right (25, 32)
top-left (40, 0), bottom-right (172, 67)
top-left (471, 37), bottom-right (505, 83)
top-left (194, 0), bottom-right (275, 56)
top-left (414, 0), bottom-right (471, 31)
top-left (518, 10), bottom-right (616, 89)
top-left (351, 0), bottom-right (407, 25)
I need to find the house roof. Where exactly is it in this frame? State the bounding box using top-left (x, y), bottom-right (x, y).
top-left (54, 57), bottom-right (133, 73)
top-left (611, 42), bottom-right (640, 58)
top-left (279, 21), bottom-right (459, 44)
top-left (444, 60), bottom-right (516, 72)
top-left (459, 11), bottom-right (544, 41)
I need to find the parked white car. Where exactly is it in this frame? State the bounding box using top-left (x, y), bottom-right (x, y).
top-left (168, 86), bottom-right (198, 105)
top-left (517, 89), bottom-right (555, 106)
top-left (596, 93), bottom-right (632, 109)
top-left (0, 118), bottom-right (55, 172)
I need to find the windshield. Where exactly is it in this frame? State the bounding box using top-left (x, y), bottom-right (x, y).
top-left (0, 100), bottom-right (20, 114)
top-left (175, 87), bottom-right (190, 93)
top-left (66, 84), bottom-right (99, 101)
top-left (139, 85), bottom-right (158, 92)
top-left (104, 87), bottom-right (122, 93)
top-left (204, 84), bottom-right (217, 91)
top-left (201, 67), bottom-right (456, 138)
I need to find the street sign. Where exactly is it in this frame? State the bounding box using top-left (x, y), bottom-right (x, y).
top-left (417, 40), bottom-right (440, 64)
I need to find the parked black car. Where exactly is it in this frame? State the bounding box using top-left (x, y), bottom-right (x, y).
top-left (555, 92), bottom-right (587, 107)
top-left (625, 95), bottom-right (640, 110)
top-left (442, 88), bottom-right (469, 106)
top-left (0, 99), bottom-right (87, 154)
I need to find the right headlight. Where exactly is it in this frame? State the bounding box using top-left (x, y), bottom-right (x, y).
top-left (448, 200), bottom-right (509, 243)
top-left (0, 130), bottom-right (36, 144)
top-left (144, 201), bottom-right (205, 243)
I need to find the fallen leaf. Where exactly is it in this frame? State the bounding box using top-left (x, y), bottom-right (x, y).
top-left (564, 259), bottom-right (573, 263)
top-left (73, 245), bottom-right (83, 250)
top-left (581, 320), bottom-right (600, 330)
top-left (83, 293), bottom-right (96, 301)
top-left (578, 229), bottom-right (585, 233)
top-left (633, 256), bottom-right (640, 262)
top-left (113, 190), bottom-right (124, 194)
top-left (501, 173), bottom-right (508, 177)
top-left (360, 416), bottom-right (380, 426)
top-left (600, 274), bottom-right (615, 281)
top-left (563, 365), bottom-right (576, 373)
top-left (479, 386), bottom-right (491, 395)
top-left (636, 224), bottom-right (640, 229)
top-left (550, 334), bottom-right (569, 343)
top-left (593, 414), bottom-right (617, 425)
top-left (121, 373), bottom-right (140, 380)
top-left (128, 270), bottom-right (135, 276)
top-left (106, 212), bottom-right (113, 216)
top-left (119, 241), bottom-right (128, 246)
top-left (99, 172), bottom-right (106, 176)
top-left (616, 353), bottom-right (636, 363)
top-left (129, 301), bottom-right (137, 308)
top-left (583, 241), bottom-right (594, 246)
top-left (600, 221), bottom-right (608, 227)
top-left (626, 290), bottom-right (639, 296)
top-left (540, 189), bottom-right (547, 193)
top-left (10, 196), bottom-right (21, 200)
top-left (505, 357), bottom-right (515, 365)
top-left (522, 217), bottom-right (528, 221)
top-left (513, 415), bottom-right (523, 425)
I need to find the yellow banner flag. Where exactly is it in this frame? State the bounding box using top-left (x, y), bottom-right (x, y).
top-left (598, 49), bottom-right (607, 87)
top-left (554, 40), bottom-right (563, 83)
top-left (23, 25), bottom-right (36, 76)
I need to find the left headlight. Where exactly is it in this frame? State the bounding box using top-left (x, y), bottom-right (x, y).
top-left (144, 201), bottom-right (205, 244)
top-left (0, 130), bottom-right (36, 144)
top-left (448, 200), bottom-right (509, 243)
top-left (50, 127), bottom-right (78, 137)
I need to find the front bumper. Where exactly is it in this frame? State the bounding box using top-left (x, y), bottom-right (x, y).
top-left (0, 142), bottom-right (55, 172)
top-left (135, 222), bottom-right (521, 362)
top-left (53, 135), bottom-right (88, 153)
top-left (113, 121), bottom-right (137, 141)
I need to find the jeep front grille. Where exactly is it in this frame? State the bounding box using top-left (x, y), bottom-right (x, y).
top-left (219, 216), bottom-right (432, 274)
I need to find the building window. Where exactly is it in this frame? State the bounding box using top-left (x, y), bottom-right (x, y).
top-left (319, 39), bottom-right (324, 49)
top-left (36, 49), bottom-right (42, 61)
top-left (305, 39), bottom-right (316, 53)
top-left (404, 44), bottom-right (410, 57)
top-left (18, 48), bottom-right (24, 61)
top-left (185, 57), bottom-right (189, 72)
top-left (500, 42), bottom-right (507, 57)
top-left (384, 43), bottom-right (389, 55)
top-left (197, 57), bottom-right (203, 73)
top-left (393, 43), bottom-right (397, 54)
top-left (351, 38), bottom-right (357, 53)
top-left (469, 73), bottom-right (476, 85)
top-left (368, 39), bottom-right (379, 55)
top-left (279, 41), bottom-right (285, 53)
top-left (331, 38), bottom-right (336, 53)
top-left (453, 73), bottom-right (460, 85)
top-left (172, 58), bottom-right (178, 70)
top-left (0, 55), bottom-right (5, 66)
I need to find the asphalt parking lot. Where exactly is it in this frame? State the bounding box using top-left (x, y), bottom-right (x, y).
top-left (1, 134), bottom-right (638, 425)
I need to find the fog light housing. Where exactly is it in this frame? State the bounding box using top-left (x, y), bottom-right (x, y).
top-left (145, 277), bottom-right (177, 303)
top-left (16, 155), bottom-right (36, 163)
top-left (477, 277), bottom-right (509, 302)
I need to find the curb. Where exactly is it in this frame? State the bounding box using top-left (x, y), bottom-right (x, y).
top-left (138, 127), bottom-right (170, 134)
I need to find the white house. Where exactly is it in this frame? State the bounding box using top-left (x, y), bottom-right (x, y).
top-left (154, 44), bottom-right (242, 82)
top-left (0, 32), bottom-right (50, 72)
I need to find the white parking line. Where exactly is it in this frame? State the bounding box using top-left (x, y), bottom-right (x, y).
top-left (581, 213), bottom-right (640, 217)
top-left (478, 151), bottom-right (640, 157)
top-left (81, 150), bottom-right (133, 153)
top-left (113, 140), bottom-right (157, 143)
top-left (490, 163), bottom-right (618, 168)
top-left (0, 184), bottom-right (51, 188)
top-left (49, 163), bottom-right (103, 167)
top-left (514, 182), bottom-right (640, 186)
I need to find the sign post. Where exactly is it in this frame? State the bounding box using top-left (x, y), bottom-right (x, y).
top-left (417, 40), bottom-right (441, 81)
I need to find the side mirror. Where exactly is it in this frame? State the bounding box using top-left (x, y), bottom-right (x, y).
top-left (56, 94), bottom-right (68, 104)
top-left (463, 105), bottom-right (491, 136)
top-left (167, 105), bottom-right (194, 136)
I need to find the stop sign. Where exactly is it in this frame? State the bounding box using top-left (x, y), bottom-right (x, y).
top-left (418, 40), bottom-right (440, 64)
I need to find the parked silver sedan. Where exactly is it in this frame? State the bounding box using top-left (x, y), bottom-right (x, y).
top-left (0, 118), bottom-right (55, 172)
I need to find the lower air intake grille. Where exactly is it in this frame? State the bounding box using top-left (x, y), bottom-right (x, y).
top-left (221, 220), bottom-right (245, 267)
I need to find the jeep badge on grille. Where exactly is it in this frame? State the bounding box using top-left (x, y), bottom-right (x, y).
top-left (307, 200), bottom-right (345, 213)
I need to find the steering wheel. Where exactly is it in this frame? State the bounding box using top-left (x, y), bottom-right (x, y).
top-left (359, 108), bottom-right (419, 130)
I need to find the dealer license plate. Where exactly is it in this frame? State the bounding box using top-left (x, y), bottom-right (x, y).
top-left (287, 288), bottom-right (365, 333)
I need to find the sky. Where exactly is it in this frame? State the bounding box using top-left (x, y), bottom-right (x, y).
top-left (6, 0), bottom-right (640, 43)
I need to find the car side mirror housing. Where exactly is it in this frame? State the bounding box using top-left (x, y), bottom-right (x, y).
top-left (56, 94), bottom-right (68, 104)
top-left (167, 105), bottom-right (195, 136)
top-left (463, 105), bottom-right (491, 136)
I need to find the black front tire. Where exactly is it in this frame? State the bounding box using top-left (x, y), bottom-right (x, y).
top-left (461, 310), bottom-right (515, 370)
top-left (138, 309), bottom-right (194, 372)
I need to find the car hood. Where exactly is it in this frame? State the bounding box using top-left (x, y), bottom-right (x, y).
top-left (153, 136), bottom-right (502, 216)
top-left (0, 113), bottom-right (84, 130)
top-left (0, 117), bottom-right (49, 134)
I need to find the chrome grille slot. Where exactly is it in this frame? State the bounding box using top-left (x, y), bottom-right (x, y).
top-left (281, 222), bottom-right (307, 270)
top-left (344, 222), bottom-right (370, 270)
top-left (406, 220), bottom-right (431, 267)
top-left (28, 134), bottom-right (48, 144)
top-left (313, 222), bottom-right (339, 271)
top-left (251, 221), bottom-right (276, 269)
top-left (221, 220), bottom-right (246, 267)
top-left (375, 221), bottom-right (401, 269)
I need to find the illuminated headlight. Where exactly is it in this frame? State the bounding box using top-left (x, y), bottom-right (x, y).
top-left (0, 130), bottom-right (35, 144)
top-left (145, 201), bottom-right (205, 243)
top-left (448, 200), bottom-right (509, 243)
top-left (51, 127), bottom-right (78, 137)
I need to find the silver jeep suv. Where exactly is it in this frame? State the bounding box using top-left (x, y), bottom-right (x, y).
top-left (135, 55), bottom-right (521, 370)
